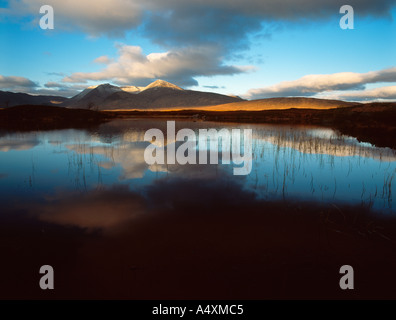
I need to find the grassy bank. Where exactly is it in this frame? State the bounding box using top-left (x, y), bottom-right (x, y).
top-left (104, 103), bottom-right (396, 149)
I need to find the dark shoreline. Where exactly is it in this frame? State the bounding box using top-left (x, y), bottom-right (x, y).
top-left (1, 103), bottom-right (395, 149)
top-left (0, 105), bottom-right (108, 131)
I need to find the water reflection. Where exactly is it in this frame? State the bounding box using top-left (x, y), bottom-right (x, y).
top-left (0, 120), bottom-right (394, 217)
top-left (1, 120), bottom-right (396, 299)
top-left (0, 136), bottom-right (40, 151)
top-left (36, 186), bottom-right (145, 231)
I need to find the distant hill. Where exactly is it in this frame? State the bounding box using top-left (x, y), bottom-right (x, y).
top-left (1, 82), bottom-right (363, 112)
top-left (0, 91), bottom-right (68, 108)
top-left (190, 97), bottom-right (358, 111)
top-left (65, 80), bottom-right (244, 110)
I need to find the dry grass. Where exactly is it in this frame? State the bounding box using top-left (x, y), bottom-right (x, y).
top-left (102, 97), bottom-right (357, 112)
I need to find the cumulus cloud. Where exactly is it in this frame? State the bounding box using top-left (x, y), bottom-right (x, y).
top-left (94, 56), bottom-right (113, 64)
top-left (148, 0), bottom-right (396, 19)
top-left (3, 0), bottom-right (396, 48)
top-left (63, 44), bottom-right (255, 87)
top-left (3, 1), bottom-right (396, 96)
top-left (246, 67), bottom-right (396, 99)
top-left (331, 85), bottom-right (396, 101)
top-left (140, 0), bottom-right (395, 51)
top-left (0, 75), bottom-right (38, 92)
top-left (3, 0), bottom-right (396, 92)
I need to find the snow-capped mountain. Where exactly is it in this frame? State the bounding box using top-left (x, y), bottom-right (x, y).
top-left (120, 80), bottom-right (182, 94)
top-left (64, 80), bottom-right (243, 110)
top-left (142, 80), bottom-right (183, 92)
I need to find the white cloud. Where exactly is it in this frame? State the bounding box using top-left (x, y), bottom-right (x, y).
top-left (62, 44), bottom-right (255, 87)
top-left (246, 67), bottom-right (396, 99)
top-left (328, 85), bottom-right (396, 101)
top-left (3, 0), bottom-right (395, 93)
top-left (94, 56), bottom-right (113, 64)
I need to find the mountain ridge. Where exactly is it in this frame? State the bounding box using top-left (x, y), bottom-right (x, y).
top-left (0, 91), bottom-right (67, 108)
top-left (64, 80), bottom-right (244, 110)
top-left (0, 80), bottom-right (374, 111)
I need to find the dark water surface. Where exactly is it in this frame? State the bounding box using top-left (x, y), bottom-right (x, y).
top-left (1, 119), bottom-right (395, 299)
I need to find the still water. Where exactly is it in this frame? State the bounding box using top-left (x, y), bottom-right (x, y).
top-left (0, 119), bottom-right (394, 214)
top-left (1, 119), bottom-right (396, 299)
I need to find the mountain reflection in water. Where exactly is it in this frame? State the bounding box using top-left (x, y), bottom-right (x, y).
top-left (0, 120), bottom-right (394, 215)
top-left (1, 120), bottom-right (396, 299)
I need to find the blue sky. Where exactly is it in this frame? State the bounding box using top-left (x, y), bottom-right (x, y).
top-left (0, 0), bottom-right (395, 101)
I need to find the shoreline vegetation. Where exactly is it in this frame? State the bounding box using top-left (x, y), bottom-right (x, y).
top-left (0, 101), bottom-right (395, 149)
